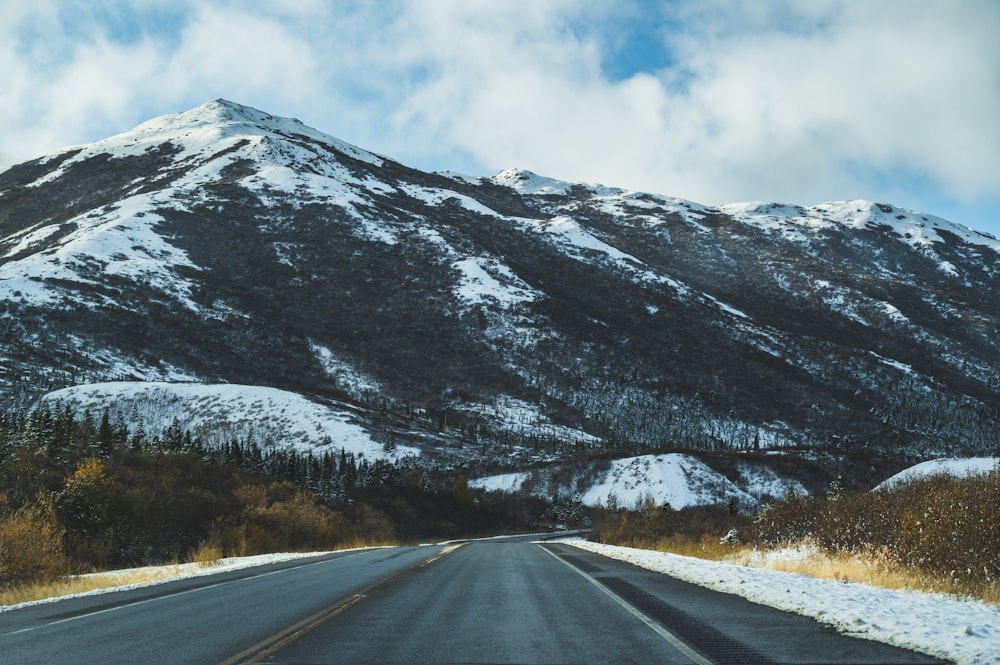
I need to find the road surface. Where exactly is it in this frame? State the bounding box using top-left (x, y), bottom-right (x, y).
top-left (0, 538), bottom-right (949, 664)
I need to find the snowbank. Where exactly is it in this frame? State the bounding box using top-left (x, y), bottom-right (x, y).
top-left (567, 540), bottom-right (999, 665)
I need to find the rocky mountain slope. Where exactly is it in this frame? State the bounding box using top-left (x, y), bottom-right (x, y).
top-left (2, 99), bottom-right (999, 470)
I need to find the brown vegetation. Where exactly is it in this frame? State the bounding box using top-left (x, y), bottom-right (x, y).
top-left (590, 469), bottom-right (999, 602)
top-left (0, 494), bottom-right (67, 587)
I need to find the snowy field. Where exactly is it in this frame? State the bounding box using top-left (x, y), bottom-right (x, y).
top-left (567, 539), bottom-right (998, 665)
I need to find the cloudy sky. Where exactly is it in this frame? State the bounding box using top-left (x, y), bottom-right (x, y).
top-left (3, 1), bottom-right (998, 234)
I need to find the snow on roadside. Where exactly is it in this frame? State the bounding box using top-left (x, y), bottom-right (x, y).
top-left (0, 550), bottom-right (363, 613)
top-left (566, 540), bottom-right (999, 665)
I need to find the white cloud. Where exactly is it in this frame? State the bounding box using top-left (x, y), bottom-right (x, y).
top-left (396, 1), bottom-right (1000, 209)
top-left (657, 1), bottom-right (1000, 205)
top-left (1, 0), bottom-right (997, 232)
top-left (160, 5), bottom-right (324, 105)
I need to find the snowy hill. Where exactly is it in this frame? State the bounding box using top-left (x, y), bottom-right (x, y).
top-left (40, 382), bottom-right (418, 459)
top-left (873, 457), bottom-right (998, 491)
top-left (580, 454), bottom-right (754, 509)
top-left (3, 99), bottom-right (1000, 488)
top-left (472, 453), bottom-right (807, 511)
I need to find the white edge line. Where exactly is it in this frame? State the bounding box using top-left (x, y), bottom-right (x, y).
top-left (539, 545), bottom-right (714, 665)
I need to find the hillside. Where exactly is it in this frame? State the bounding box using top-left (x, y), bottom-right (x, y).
top-left (3, 99), bottom-right (999, 489)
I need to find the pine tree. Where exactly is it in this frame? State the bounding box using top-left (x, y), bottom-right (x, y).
top-left (97, 410), bottom-right (114, 459)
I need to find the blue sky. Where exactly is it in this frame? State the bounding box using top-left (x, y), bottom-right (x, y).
top-left (2, 1), bottom-right (998, 236)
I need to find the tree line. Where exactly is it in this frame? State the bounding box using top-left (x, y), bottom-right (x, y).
top-left (0, 403), bottom-right (553, 591)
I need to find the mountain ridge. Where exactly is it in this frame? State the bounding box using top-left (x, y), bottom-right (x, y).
top-left (2, 100), bottom-right (998, 473)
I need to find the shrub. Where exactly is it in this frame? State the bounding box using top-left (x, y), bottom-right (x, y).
top-left (0, 496), bottom-right (67, 587)
top-left (589, 466), bottom-right (998, 600)
top-left (189, 540), bottom-right (224, 568)
top-left (751, 491), bottom-right (822, 547)
top-left (242, 489), bottom-right (346, 553)
top-left (753, 468), bottom-right (999, 595)
top-left (893, 472), bottom-right (999, 591)
top-left (56, 459), bottom-right (122, 568)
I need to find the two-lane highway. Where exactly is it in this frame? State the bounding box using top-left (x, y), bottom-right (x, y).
top-left (1, 539), bottom-right (949, 664)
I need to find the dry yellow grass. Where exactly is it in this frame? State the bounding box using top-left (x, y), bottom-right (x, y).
top-left (0, 564), bottom-right (189, 607)
top-left (650, 536), bottom-right (998, 604)
top-left (189, 541), bottom-right (224, 568)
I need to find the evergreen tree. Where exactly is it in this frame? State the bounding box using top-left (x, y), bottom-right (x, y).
top-left (97, 410), bottom-right (114, 459)
top-left (452, 474), bottom-right (473, 509)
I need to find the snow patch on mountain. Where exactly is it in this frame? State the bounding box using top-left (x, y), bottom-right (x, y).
top-left (492, 169), bottom-right (576, 196)
top-left (724, 199), bottom-right (1000, 257)
top-left (41, 382), bottom-right (417, 459)
top-left (499, 167), bottom-right (717, 231)
top-left (525, 215), bottom-right (688, 291)
top-left (471, 452), bottom-right (806, 509)
top-left (469, 471), bottom-right (530, 493)
top-left (590, 191), bottom-right (718, 233)
top-left (33, 100), bottom-right (382, 187)
top-left (734, 461), bottom-right (808, 501)
top-left (311, 343), bottom-right (383, 399)
top-left (453, 256), bottom-right (539, 309)
top-left (462, 396), bottom-right (601, 447)
top-left (0, 193), bottom-right (201, 309)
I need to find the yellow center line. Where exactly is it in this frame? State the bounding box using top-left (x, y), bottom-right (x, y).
top-left (217, 543), bottom-right (465, 665)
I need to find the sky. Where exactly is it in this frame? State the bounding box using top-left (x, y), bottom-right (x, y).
top-left (2, 0), bottom-right (999, 235)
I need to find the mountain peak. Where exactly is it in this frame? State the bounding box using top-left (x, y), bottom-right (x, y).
top-left (492, 168), bottom-right (577, 195)
top-left (126, 98), bottom-right (306, 142)
top-left (32, 99), bottom-right (383, 178)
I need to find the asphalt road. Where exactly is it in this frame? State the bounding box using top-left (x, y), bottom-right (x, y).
top-left (0, 539), bottom-right (950, 665)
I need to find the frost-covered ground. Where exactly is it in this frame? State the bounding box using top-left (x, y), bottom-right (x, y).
top-left (566, 539), bottom-right (998, 665)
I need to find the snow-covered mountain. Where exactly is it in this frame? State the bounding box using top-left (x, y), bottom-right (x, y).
top-left (3, 99), bottom-right (999, 477)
